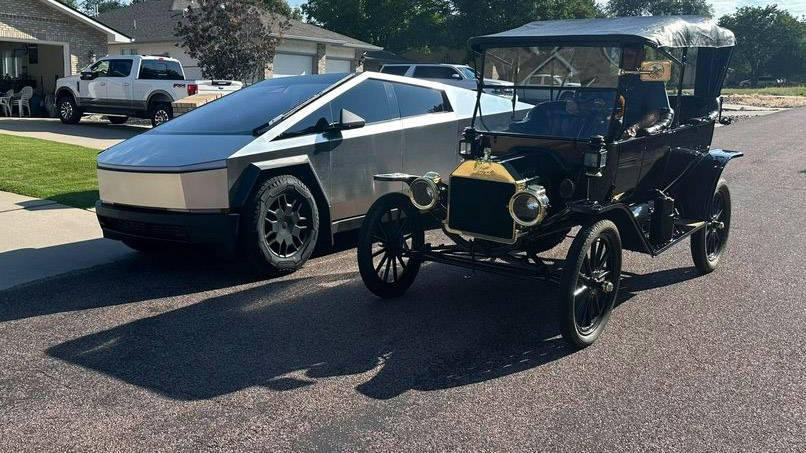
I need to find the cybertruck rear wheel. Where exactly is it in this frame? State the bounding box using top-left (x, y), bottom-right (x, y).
top-left (358, 193), bottom-right (424, 298)
top-left (559, 220), bottom-right (622, 349)
top-left (242, 175), bottom-right (319, 276)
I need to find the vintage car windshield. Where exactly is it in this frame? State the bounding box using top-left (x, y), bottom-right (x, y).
top-left (152, 73), bottom-right (349, 135)
top-left (477, 46), bottom-right (622, 139)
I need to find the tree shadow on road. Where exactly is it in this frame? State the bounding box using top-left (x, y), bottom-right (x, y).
top-left (45, 259), bottom-right (703, 401)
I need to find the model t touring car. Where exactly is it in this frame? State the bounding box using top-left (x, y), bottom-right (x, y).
top-left (356, 16), bottom-right (742, 348)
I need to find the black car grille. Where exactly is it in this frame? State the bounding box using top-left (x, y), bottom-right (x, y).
top-left (98, 216), bottom-right (189, 241)
top-left (448, 176), bottom-right (516, 241)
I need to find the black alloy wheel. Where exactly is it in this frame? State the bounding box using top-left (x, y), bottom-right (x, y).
top-left (559, 220), bottom-right (622, 349)
top-left (58, 96), bottom-right (80, 124)
top-left (357, 193), bottom-right (424, 298)
top-left (242, 175), bottom-right (319, 276)
top-left (691, 178), bottom-right (731, 274)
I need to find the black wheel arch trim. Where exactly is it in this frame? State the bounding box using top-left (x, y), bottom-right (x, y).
top-left (56, 87), bottom-right (79, 105)
top-left (229, 156), bottom-right (333, 247)
top-left (146, 90), bottom-right (175, 110)
top-left (569, 202), bottom-right (652, 255)
top-left (670, 148), bottom-right (743, 221)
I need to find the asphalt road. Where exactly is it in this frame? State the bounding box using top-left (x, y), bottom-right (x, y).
top-left (2, 109), bottom-right (805, 451)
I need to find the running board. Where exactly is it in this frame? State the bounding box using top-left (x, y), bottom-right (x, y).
top-left (650, 220), bottom-right (706, 256)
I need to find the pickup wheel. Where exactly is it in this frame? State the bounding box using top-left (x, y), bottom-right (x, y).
top-left (150, 103), bottom-right (173, 127)
top-left (58, 95), bottom-right (81, 124)
top-left (241, 175), bottom-right (320, 276)
top-left (108, 115), bottom-right (128, 124)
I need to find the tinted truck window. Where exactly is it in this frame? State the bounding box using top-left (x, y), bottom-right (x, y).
top-left (139, 60), bottom-right (184, 80)
top-left (413, 66), bottom-right (459, 79)
top-left (108, 59), bottom-right (133, 77)
top-left (392, 83), bottom-right (450, 118)
top-left (330, 80), bottom-right (394, 124)
top-left (380, 66), bottom-right (409, 76)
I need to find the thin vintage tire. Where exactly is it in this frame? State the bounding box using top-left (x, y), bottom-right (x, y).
top-left (691, 178), bottom-right (731, 274)
top-left (357, 193), bottom-right (424, 298)
top-left (242, 175), bottom-right (319, 276)
top-left (558, 219), bottom-right (622, 349)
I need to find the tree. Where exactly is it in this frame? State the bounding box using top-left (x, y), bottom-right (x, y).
top-left (302, 0), bottom-right (449, 53)
top-left (447, 0), bottom-right (599, 48)
top-left (719, 5), bottom-right (806, 86)
top-left (606, 0), bottom-right (713, 18)
top-left (302, 0), bottom-right (598, 54)
top-left (175, 0), bottom-right (290, 81)
top-left (80, 0), bottom-right (126, 16)
top-left (56, 0), bottom-right (79, 8)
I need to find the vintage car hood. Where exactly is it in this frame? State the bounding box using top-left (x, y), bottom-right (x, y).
top-left (98, 133), bottom-right (255, 170)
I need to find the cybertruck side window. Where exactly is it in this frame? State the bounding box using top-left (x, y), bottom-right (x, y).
top-left (381, 65), bottom-right (409, 76)
top-left (330, 79), bottom-right (395, 124)
top-left (280, 104), bottom-right (334, 138)
top-left (391, 82), bottom-right (452, 118)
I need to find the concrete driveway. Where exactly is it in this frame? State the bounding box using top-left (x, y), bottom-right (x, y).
top-left (0, 117), bottom-right (148, 149)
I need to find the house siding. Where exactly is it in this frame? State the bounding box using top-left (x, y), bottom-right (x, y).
top-left (0, 0), bottom-right (108, 74)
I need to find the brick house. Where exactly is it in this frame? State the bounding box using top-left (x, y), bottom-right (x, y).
top-left (96, 0), bottom-right (381, 81)
top-left (0, 0), bottom-right (130, 95)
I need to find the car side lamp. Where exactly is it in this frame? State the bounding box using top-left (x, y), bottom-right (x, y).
top-left (459, 127), bottom-right (478, 158)
top-left (584, 135), bottom-right (607, 177)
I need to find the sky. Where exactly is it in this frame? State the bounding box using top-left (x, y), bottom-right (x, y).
top-left (286, 0), bottom-right (806, 19)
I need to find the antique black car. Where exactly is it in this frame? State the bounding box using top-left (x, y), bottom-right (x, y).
top-left (355, 16), bottom-right (742, 348)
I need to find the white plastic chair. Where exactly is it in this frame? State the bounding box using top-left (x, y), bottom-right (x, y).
top-left (0, 89), bottom-right (13, 117)
top-left (15, 86), bottom-right (33, 117)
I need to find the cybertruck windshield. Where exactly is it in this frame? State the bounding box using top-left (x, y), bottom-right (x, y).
top-left (153, 73), bottom-right (350, 136)
top-left (477, 46), bottom-right (622, 140)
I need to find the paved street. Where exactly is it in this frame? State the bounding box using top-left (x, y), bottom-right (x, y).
top-left (1, 109), bottom-right (804, 451)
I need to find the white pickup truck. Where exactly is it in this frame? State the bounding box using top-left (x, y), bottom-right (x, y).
top-left (55, 55), bottom-right (242, 126)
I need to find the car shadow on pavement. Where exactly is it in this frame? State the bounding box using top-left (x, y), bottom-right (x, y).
top-left (0, 251), bottom-right (264, 322)
top-left (45, 261), bottom-right (704, 401)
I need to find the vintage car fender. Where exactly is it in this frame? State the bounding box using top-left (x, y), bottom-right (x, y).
top-left (670, 149), bottom-right (743, 221)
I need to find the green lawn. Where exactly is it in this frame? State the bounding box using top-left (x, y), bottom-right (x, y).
top-left (0, 134), bottom-right (99, 209)
top-left (721, 85), bottom-right (806, 97)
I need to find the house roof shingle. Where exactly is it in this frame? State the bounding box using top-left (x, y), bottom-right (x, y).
top-left (96, 0), bottom-right (381, 50)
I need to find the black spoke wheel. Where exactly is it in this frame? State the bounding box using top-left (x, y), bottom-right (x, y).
top-left (691, 178), bottom-right (731, 274)
top-left (559, 220), bottom-right (622, 349)
top-left (358, 193), bottom-right (424, 298)
top-left (242, 175), bottom-right (319, 276)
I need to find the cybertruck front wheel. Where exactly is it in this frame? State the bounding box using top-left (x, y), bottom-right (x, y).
top-left (357, 193), bottom-right (424, 298)
top-left (242, 175), bottom-right (319, 276)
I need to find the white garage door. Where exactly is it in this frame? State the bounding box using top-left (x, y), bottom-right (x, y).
top-left (326, 58), bottom-right (352, 74)
top-left (273, 53), bottom-right (313, 78)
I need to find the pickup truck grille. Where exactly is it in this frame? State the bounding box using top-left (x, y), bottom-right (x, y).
top-left (447, 176), bottom-right (516, 242)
